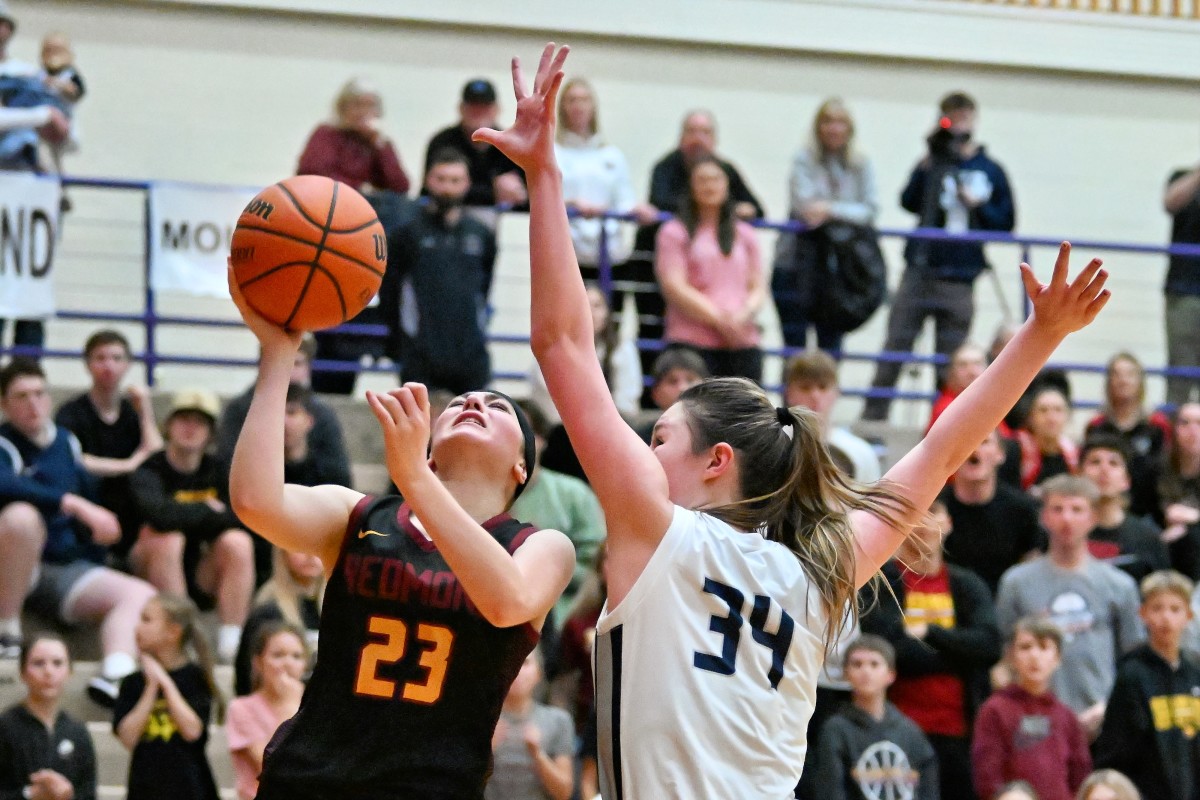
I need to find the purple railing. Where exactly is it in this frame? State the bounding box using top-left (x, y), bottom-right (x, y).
top-left (4, 177), bottom-right (1197, 410)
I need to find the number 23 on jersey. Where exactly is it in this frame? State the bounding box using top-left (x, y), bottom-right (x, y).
top-left (693, 577), bottom-right (795, 690)
top-left (354, 615), bottom-right (455, 704)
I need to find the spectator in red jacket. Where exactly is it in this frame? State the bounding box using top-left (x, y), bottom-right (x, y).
top-left (296, 77), bottom-right (410, 195)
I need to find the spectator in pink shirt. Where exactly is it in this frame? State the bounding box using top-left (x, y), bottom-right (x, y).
top-left (654, 155), bottom-right (765, 383)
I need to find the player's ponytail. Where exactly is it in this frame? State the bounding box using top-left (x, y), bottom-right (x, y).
top-left (679, 379), bottom-right (913, 652)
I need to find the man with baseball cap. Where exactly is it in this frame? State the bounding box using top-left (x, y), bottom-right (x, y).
top-left (129, 388), bottom-right (257, 663)
top-left (422, 77), bottom-right (527, 214)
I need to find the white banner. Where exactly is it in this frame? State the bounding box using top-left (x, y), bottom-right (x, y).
top-left (0, 172), bottom-right (60, 319)
top-left (148, 181), bottom-right (258, 298)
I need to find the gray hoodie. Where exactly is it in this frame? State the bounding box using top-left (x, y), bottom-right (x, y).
top-left (814, 701), bottom-right (940, 800)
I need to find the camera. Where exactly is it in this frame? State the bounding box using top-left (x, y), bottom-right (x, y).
top-left (927, 117), bottom-right (970, 161)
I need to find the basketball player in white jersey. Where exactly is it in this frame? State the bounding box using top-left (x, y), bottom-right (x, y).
top-left (475, 44), bottom-right (1111, 799)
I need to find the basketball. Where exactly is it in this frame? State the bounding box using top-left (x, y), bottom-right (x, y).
top-left (230, 175), bottom-right (386, 332)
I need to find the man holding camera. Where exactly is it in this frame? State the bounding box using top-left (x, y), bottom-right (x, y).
top-left (862, 92), bottom-right (1015, 422)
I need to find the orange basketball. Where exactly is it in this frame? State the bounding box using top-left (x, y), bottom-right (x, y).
top-left (230, 175), bottom-right (386, 332)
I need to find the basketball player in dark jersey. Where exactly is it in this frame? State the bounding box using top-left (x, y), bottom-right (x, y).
top-left (224, 270), bottom-right (576, 799)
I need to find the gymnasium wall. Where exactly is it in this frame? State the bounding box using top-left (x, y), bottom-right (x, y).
top-left (14, 0), bottom-right (1200, 422)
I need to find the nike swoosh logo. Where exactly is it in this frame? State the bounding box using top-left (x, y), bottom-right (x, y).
top-left (358, 529), bottom-right (390, 539)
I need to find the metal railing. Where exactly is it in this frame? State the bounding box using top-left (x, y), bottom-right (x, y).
top-left (7, 176), bottom-right (1200, 411)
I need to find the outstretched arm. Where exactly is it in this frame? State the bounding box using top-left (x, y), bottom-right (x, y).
top-left (473, 45), bottom-right (674, 605)
top-left (850, 243), bottom-right (1109, 588)
top-left (225, 266), bottom-right (363, 570)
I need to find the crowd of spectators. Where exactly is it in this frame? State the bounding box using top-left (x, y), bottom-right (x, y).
top-left (2, 5), bottom-right (1200, 798)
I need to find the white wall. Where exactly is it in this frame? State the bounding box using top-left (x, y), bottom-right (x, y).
top-left (12, 0), bottom-right (1200, 424)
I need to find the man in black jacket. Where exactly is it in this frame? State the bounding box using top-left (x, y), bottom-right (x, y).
top-left (860, 499), bottom-right (1001, 800)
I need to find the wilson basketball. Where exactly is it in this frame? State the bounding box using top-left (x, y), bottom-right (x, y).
top-left (230, 175), bottom-right (386, 332)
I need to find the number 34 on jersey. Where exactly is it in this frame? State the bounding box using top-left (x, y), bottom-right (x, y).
top-left (693, 577), bottom-right (795, 690)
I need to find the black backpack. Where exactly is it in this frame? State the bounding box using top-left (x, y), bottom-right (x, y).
top-left (809, 222), bottom-right (887, 334)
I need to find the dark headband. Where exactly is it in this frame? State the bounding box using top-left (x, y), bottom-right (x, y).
top-left (488, 389), bottom-right (537, 503)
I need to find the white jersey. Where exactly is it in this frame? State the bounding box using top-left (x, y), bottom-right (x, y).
top-left (595, 505), bottom-right (827, 799)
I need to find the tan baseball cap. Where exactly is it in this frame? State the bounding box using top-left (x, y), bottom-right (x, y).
top-left (168, 388), bottom-right (220, 424)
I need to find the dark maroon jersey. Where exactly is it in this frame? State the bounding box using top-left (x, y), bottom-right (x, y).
top-left (256, 496), bottom-right (539, 800)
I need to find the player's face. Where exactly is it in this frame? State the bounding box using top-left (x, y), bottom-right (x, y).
top-left (1010, 630), bottom-right (1059, 687)
top-left (953, 431), bottom-right (1003, 483)
top-left (1, 375), bottom-right (51, 439)
top-left (844, 649), bottom-right (894, 695)
top-left (258, 631), bottom-right (307, 683)
top-left (1040, 493), bottom-right (1095, 549)
top-left (22, 639), bottom-right (70, 702)
top-left (650, 403), bottom-right (714, 508)
top-left (1081, 449), bottom-right (1129, 497)
top-left (1106, 357), bottom-right (1142, 405)
top-left (433, 392), bottom-right (525, 482)
top-left (783, 380), bottom-right (836, 418)
top-left (1141, 591), bottom-right (1193, 643)
top-left (86, 343), bottom-right (131, 391)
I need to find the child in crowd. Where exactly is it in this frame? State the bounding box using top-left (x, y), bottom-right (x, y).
top-left (1095, 570), bottom-right (1200, 800)
top-left (38, 31), bottom-right (84, 175)
top-left (860, 498), bottom-right (1000, 800)
top-left (995, 783), bottom-right (1040, 800)
top-left (632, 347), bottom-right (709, 443)
top-left (234, 546), bottom-right (324, 696)
top-left (1016, 385), bottom-right (1078, 492)
top-left (972, 617), bottom-right (1091, 800)
top-left (227, 622), bottom-right (308, 800)
top-left (1079, 435), bottom-right (1168, 582)
top-left (995, 474), bottom-right (1144, 738)
top-left (0, 633), bottom-right (96, 800)
top-left (114, 593), bottom-right (221, 800)
top-left (1076, 770), bottom-right (1142, 800)
top-left (486, 649), bottom-right (575, 800)
top-left (814, 635), bottom-right (939, 800)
